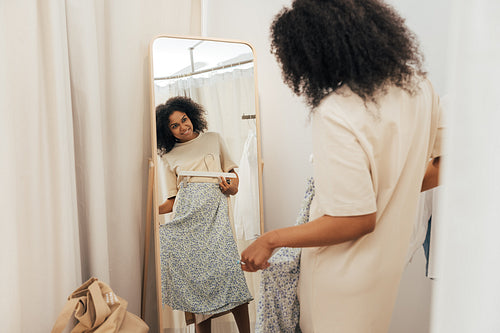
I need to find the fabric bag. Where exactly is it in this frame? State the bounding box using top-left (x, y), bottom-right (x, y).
top-left (51, 277), bottom-right (149, 333)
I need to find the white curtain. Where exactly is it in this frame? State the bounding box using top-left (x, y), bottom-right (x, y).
top-left (154, 67), bottom-right (255, 162)
top-left (0, 0), bottom-right (200, 332)
top-left (431, 0), bottom-right (500, 332)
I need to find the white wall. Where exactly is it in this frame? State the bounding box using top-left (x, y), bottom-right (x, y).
top-left (387, 0), bottom-right (452, 95)
top-left (204, 0), bottom-right (313, 232)
top-left (203, 1), bottom-right (452, 332)
top-left (429, 1), bottom-right (500, 331)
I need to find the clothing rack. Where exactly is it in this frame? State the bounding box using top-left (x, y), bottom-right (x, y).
top-left (154, 59), bottom-right (253, 81)
top-left (188, 40), bottom-right (204, 72)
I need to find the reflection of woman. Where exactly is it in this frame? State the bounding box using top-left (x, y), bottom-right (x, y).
top-left (242, 0), bottom-right (443, 332)
top-left (156, 96), bottom-right (252, 333)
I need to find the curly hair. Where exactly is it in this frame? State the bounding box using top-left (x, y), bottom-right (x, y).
top-left (270, 0), bottom-right (426, 108)
top-left (156, 96), bottom-right (208, 156)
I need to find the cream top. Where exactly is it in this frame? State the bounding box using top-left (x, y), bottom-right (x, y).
top-left (299, 77), bottom-right (444, 332)
top-left (161, 132), bottom-right (238, 198)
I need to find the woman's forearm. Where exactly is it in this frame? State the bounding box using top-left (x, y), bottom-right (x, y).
top-left (159, 197), bottom-right (175, 214)
top-left (265, 213), bottom-right (376, 249)
top-left (421, 157), bottom-right (440, 192)
top-left (240, 212), bottom-right (376, 272)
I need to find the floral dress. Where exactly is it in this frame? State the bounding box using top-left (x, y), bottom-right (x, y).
top-left (255, 178), bottom-right (315, 333)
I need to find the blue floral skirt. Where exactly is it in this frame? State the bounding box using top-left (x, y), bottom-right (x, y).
top-left (159, 182), bottom-right (253, 315)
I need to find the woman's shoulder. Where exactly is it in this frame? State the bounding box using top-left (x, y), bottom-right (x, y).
top-left (203, 131), bottom-right (221, 137)
top-left (201, 131), bottom-right (224, 142)
top-left (415, 75), bottom-right (435, 94)
top-left (321, 75), bottom-right (433, 110)
top-left (317, 86), bottom-right (363, 116)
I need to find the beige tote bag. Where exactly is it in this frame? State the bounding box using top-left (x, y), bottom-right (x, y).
top-left (51, 277), bottom-right (149, 333)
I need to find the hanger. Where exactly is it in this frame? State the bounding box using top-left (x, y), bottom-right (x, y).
top-left (177, 170), bottom-right (237, 179)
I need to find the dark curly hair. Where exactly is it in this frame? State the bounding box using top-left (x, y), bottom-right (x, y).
top-left (156, 96), bottom-right (208, 156)
top-left (270, 0), bottom-right (426, 108)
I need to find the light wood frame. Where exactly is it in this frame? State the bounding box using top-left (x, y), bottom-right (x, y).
top-left (143, 35), bottom-right (264, 331)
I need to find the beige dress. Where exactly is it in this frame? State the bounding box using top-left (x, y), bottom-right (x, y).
top-left (298, 78), bottom-right (444, 333)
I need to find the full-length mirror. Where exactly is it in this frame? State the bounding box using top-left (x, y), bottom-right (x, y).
top-left (149, 36), bottom-right (263, 332)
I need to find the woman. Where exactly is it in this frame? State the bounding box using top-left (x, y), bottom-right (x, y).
top-left (157, 96), bottom-right (252, 333)
top-left (241, 0), bottom-right (443, 332)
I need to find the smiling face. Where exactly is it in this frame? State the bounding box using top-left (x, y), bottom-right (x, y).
top-left (168, 111), bottom-right (198, 143)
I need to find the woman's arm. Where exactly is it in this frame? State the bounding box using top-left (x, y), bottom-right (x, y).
top-left (240, 212), bottom-right (376, 272)
top-left (421, 157), bottom-right (440, 192)
top-left (159, 197), bottom-right (175, 214)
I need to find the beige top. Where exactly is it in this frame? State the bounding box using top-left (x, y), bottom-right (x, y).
top-left (161, 132), bottom-right (238, 198)
top-left (299, 78), bottom-right (444, 333)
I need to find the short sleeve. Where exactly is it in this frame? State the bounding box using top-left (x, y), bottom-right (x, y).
top-left (218, 133), bottom-right (238, 172)
top-left (312, 109), bottom-right (377, 217)
top-left (162, 158), bottom-right (178, 198)
top-left (430, 92), bottom-right (446, 159)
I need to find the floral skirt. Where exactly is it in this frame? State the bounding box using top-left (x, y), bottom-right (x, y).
top-left (159, 182), bottom-right (253, 315)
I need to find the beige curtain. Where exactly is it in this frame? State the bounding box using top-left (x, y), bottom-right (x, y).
top-left (0, 0), bottom-right (201, 331)
top-left (0, 2), bottom-right (81, 332)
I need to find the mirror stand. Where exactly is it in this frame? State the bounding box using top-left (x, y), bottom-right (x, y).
top-left (141, 159), bottom-right (155, 319)
top-left (148, 35), bottom-right (264, 332)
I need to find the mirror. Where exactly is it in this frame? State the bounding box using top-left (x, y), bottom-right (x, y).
top-left (149, 36), bottom-right (264, 332)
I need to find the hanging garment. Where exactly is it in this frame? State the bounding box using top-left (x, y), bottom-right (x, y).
top-left (159, 182), bottom-right (253, 315)
top-left (427, 186), bottom-right (442, 279)
top-left (406, 187), bottom-right (441, 279)
top-left (406, 190), bottom-right (433, 264)
top-left (423, 216), bottom-right (432, 276)
top-left (255, 178), bottom-right (315, 333)
top-left (234, 127), bottom-right (261, 240)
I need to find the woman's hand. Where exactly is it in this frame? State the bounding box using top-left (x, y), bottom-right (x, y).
top-left (159, 197), bottom-right (175, 214)
top-left (219, 170), bottom-right (239, 196)
top-left (240, 232), bottom-right (278, 272)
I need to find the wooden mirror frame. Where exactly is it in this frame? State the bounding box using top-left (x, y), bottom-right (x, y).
top-left (145, 35), bottom-right (264, 331)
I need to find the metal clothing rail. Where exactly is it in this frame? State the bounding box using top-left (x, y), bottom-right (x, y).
top-left (241, 114), bottom-right (256, 120)
top-left (154, 59), bottom-right (254, 81)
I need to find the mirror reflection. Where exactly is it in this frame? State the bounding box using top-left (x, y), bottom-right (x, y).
top-left (151, 36), bottom-right (262, 332)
